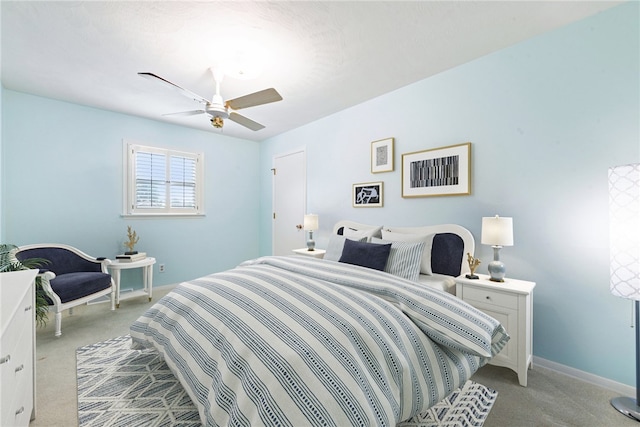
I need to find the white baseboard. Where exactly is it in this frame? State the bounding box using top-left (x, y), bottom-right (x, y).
top-left (533, 356), bottom-right (634, 397)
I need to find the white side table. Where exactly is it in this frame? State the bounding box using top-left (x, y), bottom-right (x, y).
top-left (455, 274), bottom-right (536, 386)
top-left (108, 257), bottom-right (156, 308)
top-left (292, 248), bottom-right (326, 259)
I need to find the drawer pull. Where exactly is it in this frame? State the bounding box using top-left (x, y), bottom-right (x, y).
top-left (15, 406), bottom-right (24, 416)
top-left (0, 354), bottom-right (10, 364)
top-left (485, 296), bottom-right (491, 300)
top-left (15, 364), bottom-right (24, 373)
top-left (24, 305), bottom-right (32, 312)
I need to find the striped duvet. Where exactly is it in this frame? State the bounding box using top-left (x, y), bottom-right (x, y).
top-left (130, 256), bottom-right (509, 427)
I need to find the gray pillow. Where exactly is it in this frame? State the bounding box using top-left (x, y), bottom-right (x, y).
top-left (381, 230), bottom-right (434, 275)
top-left (371, 237), bottom-right (426, 281)
top-left (324, 234), bottom-right (366, 261)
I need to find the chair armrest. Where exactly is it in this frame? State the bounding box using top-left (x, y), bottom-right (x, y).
top-left (98, 258), bottom-right (113, 274)
top-left (40, 271), bottom-right (56, 280)
top-left (37, 271), bottom-right (61, 306)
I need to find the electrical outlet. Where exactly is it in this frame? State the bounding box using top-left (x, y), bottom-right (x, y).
top-left (159, 264), bottom-right (165, 273)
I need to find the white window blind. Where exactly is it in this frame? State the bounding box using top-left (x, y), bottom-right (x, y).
top-left (125, 142), bottom-right (204, 216)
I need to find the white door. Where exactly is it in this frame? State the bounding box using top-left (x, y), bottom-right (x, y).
top-left (272, 149), bottom-right (306, 255)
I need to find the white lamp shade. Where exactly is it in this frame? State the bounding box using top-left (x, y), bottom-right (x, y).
top-left (609, 163), bottom-right (640, 300)
top-left (481, 215), bottom-right (514, 246)
top-left (303, 214), bottom-right (318, 231)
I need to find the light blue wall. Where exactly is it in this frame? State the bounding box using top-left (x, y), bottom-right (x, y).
top-left (260, 3), bottom-right (640, 387)
top-left (0, 83), bottom-right (4, 243)
top-left (2, 90), bottom-right (261, 288)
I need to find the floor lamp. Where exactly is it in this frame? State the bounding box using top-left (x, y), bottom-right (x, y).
top-left (609, 163), bottom-right (640, 421)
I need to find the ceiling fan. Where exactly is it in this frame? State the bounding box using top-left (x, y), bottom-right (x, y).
top-left (138, 68), bottom-right (282, 131)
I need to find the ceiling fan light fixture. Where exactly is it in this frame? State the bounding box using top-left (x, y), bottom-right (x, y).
top-left (211, 116), bottom-right (224, 128)
top-left (139, 70), bottom-right (281, 132)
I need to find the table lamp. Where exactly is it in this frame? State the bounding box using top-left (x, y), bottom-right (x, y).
top-left (481, 215), bottom-right (514, 282)
top-left (609, 163), bottom-right (640, 421)
top-left (304, 214), bottom-right (318, 251)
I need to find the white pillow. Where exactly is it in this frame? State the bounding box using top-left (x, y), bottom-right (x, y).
top-left (343, 226), bottom-right (383, 242)
top-left (371, 237), bottom-right (425, 282)
top-left (381, 230), bottom-right (434, 275)
top-left (324, 234), bottom-right (367, 261)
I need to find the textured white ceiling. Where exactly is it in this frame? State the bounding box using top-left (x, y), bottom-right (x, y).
top-left (1, 1), bottom-right (621, 141)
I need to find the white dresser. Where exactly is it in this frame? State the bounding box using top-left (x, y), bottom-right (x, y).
top-left (1, 269), bottom-right (38, 426)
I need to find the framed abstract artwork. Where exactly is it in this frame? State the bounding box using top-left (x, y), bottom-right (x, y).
top-left (401, 142), bottom-right (471, 198)
top-left (353, 181), bottom-right (383, 207)
top-left (371, 138), bottom-right (394, 173)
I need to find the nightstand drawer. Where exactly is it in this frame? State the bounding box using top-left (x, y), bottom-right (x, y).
top-left (463, 286), bottom-right (518, 309)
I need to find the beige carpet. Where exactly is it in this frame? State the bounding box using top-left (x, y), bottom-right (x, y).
top-left (32, 284), bottom-right (637, 427)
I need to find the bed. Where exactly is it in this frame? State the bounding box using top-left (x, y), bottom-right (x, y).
top-left (130, 221), bottom-right (507, 427)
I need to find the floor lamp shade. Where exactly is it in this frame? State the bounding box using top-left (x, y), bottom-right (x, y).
top-left (609, 164), bottom-right (640, 300)
top-left (608, 163), bottom-right (640, 422)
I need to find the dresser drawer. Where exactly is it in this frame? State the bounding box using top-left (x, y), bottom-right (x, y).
top-left (2, 289), bottom-right (32, 368)
top-left (1, 274), bottom-right (35, 427)
top-left (2, 357), bottom-right (33, 427)
top-left (463, 286), bottom-right (518, 309)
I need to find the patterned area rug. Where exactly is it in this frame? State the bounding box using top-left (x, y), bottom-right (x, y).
top-left (77, 336), bottom-right (497, 427)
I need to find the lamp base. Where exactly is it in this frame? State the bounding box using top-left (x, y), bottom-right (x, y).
top-left (488, 246), bottom-right (506, 282)
top-left (487, 260), bottom-right (506, 282)
top-left (306, 231), bottom-right (315, 251)
top-left (611, 397), bottom-right (640, 421)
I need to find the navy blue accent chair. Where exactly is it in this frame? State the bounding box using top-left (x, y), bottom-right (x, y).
top-left (15, 244), bottom-right (115, 337)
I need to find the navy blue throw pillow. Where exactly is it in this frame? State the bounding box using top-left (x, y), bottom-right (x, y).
top-left (339, 239), bottom-right (391, 271)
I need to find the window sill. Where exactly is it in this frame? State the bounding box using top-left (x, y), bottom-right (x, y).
top-left (120, 213), bottom-right (206, 219)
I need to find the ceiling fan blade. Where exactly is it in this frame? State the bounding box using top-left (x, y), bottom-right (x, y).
top-left (161, 110), bottom-right (205, 117)
top-left (226, 88), bottom-right (282, 110)
top-left (138, 72), bottom-right (209, 105)
top-left (229, 112), bottom-right (265, 131)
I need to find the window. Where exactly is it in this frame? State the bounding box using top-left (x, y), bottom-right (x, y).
top-left (125, 142), bottom-right (204, 216)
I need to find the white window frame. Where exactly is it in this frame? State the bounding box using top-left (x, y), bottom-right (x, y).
top-left (123, 141), bottom-right (204, 216)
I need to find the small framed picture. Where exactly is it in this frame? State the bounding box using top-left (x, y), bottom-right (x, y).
top-left (402, 142), bottom-right (471, 198)
top-left (353, 181), bottom-right (383, 207)
top-left (371, 138), bottom-right (394, 173)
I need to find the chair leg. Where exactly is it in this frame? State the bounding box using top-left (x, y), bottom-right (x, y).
top-left (110, 291), bottom-right (116, 311)
top-left (54, 312), bottom-right (62, 337)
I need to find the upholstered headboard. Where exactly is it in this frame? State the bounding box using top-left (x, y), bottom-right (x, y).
top-left (332, 220), bottom-right (383, 238)
top-left (332, 220), bottom-right (475, 277)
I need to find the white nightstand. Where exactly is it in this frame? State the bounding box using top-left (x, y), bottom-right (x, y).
top-left (107, 257), bottom-right (156, 308)
top-left (455, 274), bottom-right (536, 386)
top-left (292, 248), bottom-right (326, 259)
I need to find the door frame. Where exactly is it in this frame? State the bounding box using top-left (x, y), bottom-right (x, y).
top-left (271, 148), bottom-right (307, 255)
